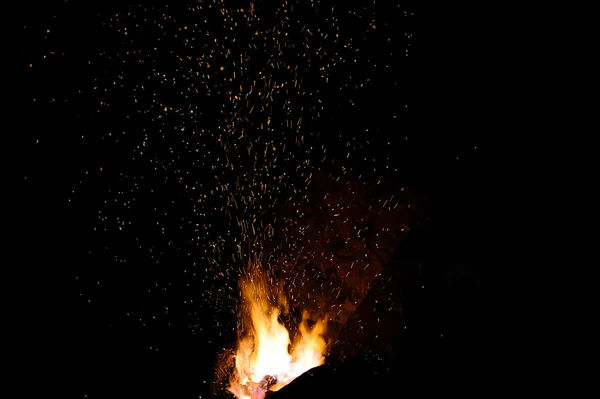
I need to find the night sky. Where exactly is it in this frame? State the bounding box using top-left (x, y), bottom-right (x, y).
top-left (19, 1), bottom-right (510, 398)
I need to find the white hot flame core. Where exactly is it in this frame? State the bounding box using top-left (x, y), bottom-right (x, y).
top-left (227, 276), bottom-right (327, 399)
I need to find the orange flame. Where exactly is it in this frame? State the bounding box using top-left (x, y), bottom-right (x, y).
top-left (227, 275), bottom-right (328, 399)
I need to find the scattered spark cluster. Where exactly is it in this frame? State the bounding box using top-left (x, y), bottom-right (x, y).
top-left (24, 0), bottom-right (417, 347)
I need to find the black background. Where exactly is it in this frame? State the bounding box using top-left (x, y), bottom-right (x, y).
top-left (18, 1), bottom-right (515, 397)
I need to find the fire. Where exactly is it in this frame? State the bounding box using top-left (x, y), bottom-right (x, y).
top-left (227, 274), bottom-right (328, 399)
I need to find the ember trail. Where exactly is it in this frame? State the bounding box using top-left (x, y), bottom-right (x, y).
top-left (25, 1), bottom-right (424, 398)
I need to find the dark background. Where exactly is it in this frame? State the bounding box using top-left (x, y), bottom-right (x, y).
top-left (18, 1), bottom-right (513, 397)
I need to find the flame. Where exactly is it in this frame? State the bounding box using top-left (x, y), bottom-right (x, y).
top-left (227, 274), bottom-right (328, 399)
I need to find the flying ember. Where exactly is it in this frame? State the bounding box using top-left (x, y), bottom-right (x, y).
top-left (227, 268), bottom-right (328, 399)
